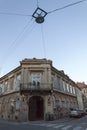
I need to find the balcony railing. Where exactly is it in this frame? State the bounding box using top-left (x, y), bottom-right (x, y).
top-left (20, 82), bottom-right (53, 92)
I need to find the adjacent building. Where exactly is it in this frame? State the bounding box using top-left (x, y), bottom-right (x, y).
top-left (0, 58), bottom-right (81, 121)
top-left (77, 82), bottom-right (87, 109)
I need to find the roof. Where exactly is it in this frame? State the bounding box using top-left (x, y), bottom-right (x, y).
top-left (77, 82), bottom-right (87, 89)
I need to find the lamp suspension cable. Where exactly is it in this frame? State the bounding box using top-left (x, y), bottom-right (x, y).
top-left (41, 24), bottom-right (47, 58)
top-left (48, 0), bottom-right (87, 14)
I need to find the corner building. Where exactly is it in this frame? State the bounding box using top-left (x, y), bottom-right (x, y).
top-left (0, 58), bottom-right (79, 121)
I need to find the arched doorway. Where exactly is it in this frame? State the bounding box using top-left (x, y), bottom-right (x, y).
top-left (28, 96), bottom-right (44, 121)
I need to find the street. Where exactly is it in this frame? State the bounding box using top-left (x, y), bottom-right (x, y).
top-left (0, 116), bottom-right (87, 130)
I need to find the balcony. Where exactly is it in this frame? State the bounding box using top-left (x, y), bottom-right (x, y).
top-left (20, 83), bottom-right (53, 95)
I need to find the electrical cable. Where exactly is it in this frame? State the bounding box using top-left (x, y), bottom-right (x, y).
top-left (0, 18), bottom-right (35, 65)
top-left (0, 12), bottom-right (32, 17)
top-left (41, 24), bottom-right (47, 58)
top-left (0, 0), bottom-right (86, 75)
top-left (11, 20), bottom-right (36, 53)
top-left (7, 18), bottom-right (33, 49)
top-left (47, 0), bottom-right (87, 14)
top-left (37, 0), bottom-right (39, 7)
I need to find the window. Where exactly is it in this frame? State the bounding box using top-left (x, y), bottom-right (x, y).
top-left (73, 87), bottom-right (76, 94)
top-left (57, 77), bottom-right (61, 90)
top-left (9, 78), bottom-right (14, 90)
top-left (17, 74), bottom-right (21, 81)
top-left (31, 73), bottom-right (41, 86)
top-left (0, 84), bottom-right (2, 95)
top-left (52, 96), bottom-right (56, 109)
top-left (10, 98), bottom-right (15, 113)
top-left (58, 98), bottom-right (62, 108)
top-left (15, 97), bottom-right (20, 110)
top-left (0, 84), bottom-right (4, 93)
top-left (16, 74), bottom-right (21, 89)
top-left (66, 83), bottom-right (69, 92)
top-left (63, 100), bottom-right (67, 108)
top-left (51, 75), bottom-right (55, 87)
top-left (4, 81), bottom-right (8, 92)
top-left (51, 75), bottom-right (59, 89)
top-left (60, 78), bottom-right (63, 90)
top-left (70, 85), bottom-right (73, 93)
top-left (63, 81), bottom-right (66, 91)
top-left (8, 97), bottom-right (11, 113)
top-left (1, 98), bottom-right (5, 112)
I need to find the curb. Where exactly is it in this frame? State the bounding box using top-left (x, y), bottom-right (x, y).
top-left (0, 117), bottom-right (74, 125)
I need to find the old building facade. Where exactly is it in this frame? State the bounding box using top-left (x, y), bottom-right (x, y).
top-left (0, 58), bottom-right (80, 121)
top-left (77, 82), bottom-right (87, 109)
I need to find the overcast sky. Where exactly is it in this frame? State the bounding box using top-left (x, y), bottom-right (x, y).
top-left (0, 0), bottom-right (87, 83)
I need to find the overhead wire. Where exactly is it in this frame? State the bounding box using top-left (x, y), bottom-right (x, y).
top-left (0, 0), bottom-right (86, 69)
top-left (0, 17), bottom-right (36, 65)
top-left (41, 24), bottom-right (47, 58)
top-left (7, 18), bottom-right (33, 49)
top-left (0, 12), bottom-right (32, 17)
top-left (47, 0), bottom-right (87, 14)
top-left (37, 0), bottom-right (39, 7)
top-left (11, 20), bottom-right (36, 53)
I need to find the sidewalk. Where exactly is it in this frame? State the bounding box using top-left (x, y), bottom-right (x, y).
top-left (0, 117), bottom-right (74, 125)
top-left (29, 117), bottom-right (74, 124)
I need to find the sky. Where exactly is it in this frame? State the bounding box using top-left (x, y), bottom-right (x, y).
top-left (0, 0), bottom-right (87, 84)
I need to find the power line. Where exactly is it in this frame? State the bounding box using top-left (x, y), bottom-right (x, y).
top-left (47, 0), bottom-right (87, 14)
top-left (0, 12), bottom-right (32, 16)
top-left (0, 0), bottom-right (86, 19)
top-left (37, 0), bottom-right (39, 7)
top-left (11, 20), bottom-right (36, 51)
top-left (0, 18), bottom-right (34, 65)
top-left (41, 24), bottom-right (47, 58)
top-left (8, 18), bottom-right (33, 49)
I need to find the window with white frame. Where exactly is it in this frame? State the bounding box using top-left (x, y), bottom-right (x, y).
top-left (63, 81), bottom-right (66, 91)
top-left (70, 85), bottom-right (73, 93)
top-left (66, 83), bottom-right (70, 92)
top-left (73, 86), bottom-right (76, 94)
